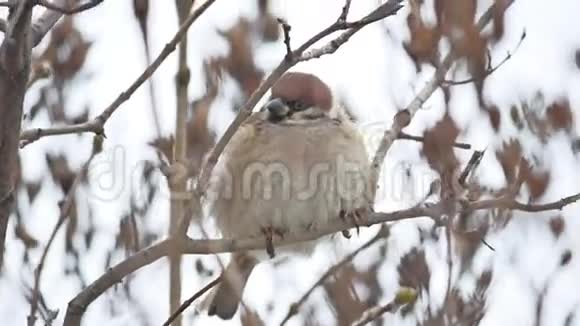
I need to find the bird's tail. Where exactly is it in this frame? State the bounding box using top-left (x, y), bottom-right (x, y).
top-left (208, 253), bottom-right (257, 320)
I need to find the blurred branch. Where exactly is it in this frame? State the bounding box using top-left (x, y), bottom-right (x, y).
top-left (0, 0), bottom-right (33, 272)
top-left (27, 153), bottom-right (97, 326)
top-left (133, 0), bottom-right (162, 137)
top-left (369, 0), bottom-right (516, 197)
top-left (163, 277), bottom-right (221, 326)
top-left (280, 225), bottom-right (390, 326)
top-left (442, 30), bottom-right (526, 86)
top-left (20, 0), bottom-right (217, 145)
top-left (168, 0), bottom-right (193, 324)
top-left (0, 1), bottom-right (14, 8)
top-left (29, 0), bottom-right (100, 46)
top-left (62, 190), bottom-right (580, 325)
top-left (35, 0), bottom-right (104, 15)
top-left (0, 19), bottom-right (6, 32)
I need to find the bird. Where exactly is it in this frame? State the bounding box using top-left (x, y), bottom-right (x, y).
top-left (206, 71), bottom-right (372, 319)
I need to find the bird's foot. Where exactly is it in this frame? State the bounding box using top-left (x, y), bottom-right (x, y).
top-left (340, 207), bottom-right (370, 235)
top-left (261, 226), bottom-right (284, 258)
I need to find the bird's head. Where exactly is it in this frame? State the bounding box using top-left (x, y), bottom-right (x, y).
top-left (261, 72), bottom-right (339, 123)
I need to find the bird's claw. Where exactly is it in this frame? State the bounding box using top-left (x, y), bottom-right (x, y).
top-left (261, 226), bottom-right (284, 258)
top-left (340, 208), bottom-right (369, 235)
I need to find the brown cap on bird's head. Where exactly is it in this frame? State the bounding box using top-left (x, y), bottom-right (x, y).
top-left (270, 72), bottom-right (333, 111)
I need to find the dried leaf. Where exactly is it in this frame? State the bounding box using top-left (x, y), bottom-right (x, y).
top-left (561, 250), bottom-right (572, 266)
top-left (422, 113), bottom-right (460, 178)
top-left (486, 105), bottom-right (501, 132)
top-left (404, 5), bottom-right (441, 68)
top-left (25, 181), bottom-right (41, 203)
top-left (546, 99), bottom-right (573, 131)
top-left (549, 216), bottom-right (565, 238)
top-left (45, 154), bottom-right (76, 193)
top-left (217, 19), bottom-right (263, 97)
top-left (397, 248), bottom-right (430, 291)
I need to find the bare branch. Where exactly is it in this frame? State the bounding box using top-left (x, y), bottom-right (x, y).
top-left (168, 0), bottom-right (194, 324)
top-left (280, 225), bottom-right (390, 326)
top-left (352, 288), bottom-right (417, 326)
top-left (30, 0), bottom-right (103, 46)
top-left (352, 301), bottom-right (399, 325)
top-left (20, 121), bottom-right (103, 148)
top-left (369, 0), bottom-right (516, 197)
top-left (35, 0), bottom-right (104, 15)
top-left (31, 0), bottom-right (66, 46)
top-left (397, 131), bottom-right (471, 150)
top-left (62, 189), bottom-right (580, 325)
top-left (163, 277), bottom-right (221, 326)
top-left (0, 0), bottom-right (33, 273)
top-left (468, 192), bottom-right (580, 213)
top-left (20, 0), bottom-right (217, 145)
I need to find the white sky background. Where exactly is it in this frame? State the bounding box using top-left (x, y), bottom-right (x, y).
top-left (2, 0), bottom-right (580, 325)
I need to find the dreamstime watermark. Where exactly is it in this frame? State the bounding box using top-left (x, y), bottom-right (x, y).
top-left (208, 154), bottom-right (370, 202)
top-left (85, 122), bottom-right (438, 204)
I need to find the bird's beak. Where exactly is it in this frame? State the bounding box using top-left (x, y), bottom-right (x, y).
top-left (264, 98), bottom-right (289, 121)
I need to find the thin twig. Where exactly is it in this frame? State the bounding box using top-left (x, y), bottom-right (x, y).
top-left (352, 287), bottom-right (417, 325)
top-left (280, 225), bottom-right (389, 325)
top-left (277, 18), bottom-right (292, 59)
top-left (163, 277), bottom-right (221, 326)
top-left (352, 301), bottom-right (400, 326)
top-left (458, 150), bottom-right (485, 186)
top-left (337, 0), bottom-right (352, 22)
top-left (442, 30), bottom-right (526, 86)
top-left (20, 0), bottom-right (217, 145)
top-left (397, 131), bottom-right (471, 149)
top-left (468, 192), bottom-right (580, 213)
top-left (133, 0), bottom-right (162, 138)
top-left (27, 155), bottom-right (96, 326)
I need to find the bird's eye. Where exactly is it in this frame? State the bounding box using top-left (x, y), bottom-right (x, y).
top-left (290, 100), bottom-right (306, 111)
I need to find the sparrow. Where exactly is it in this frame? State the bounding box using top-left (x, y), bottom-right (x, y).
top-left (206, 72), bottom-right (371, 319)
